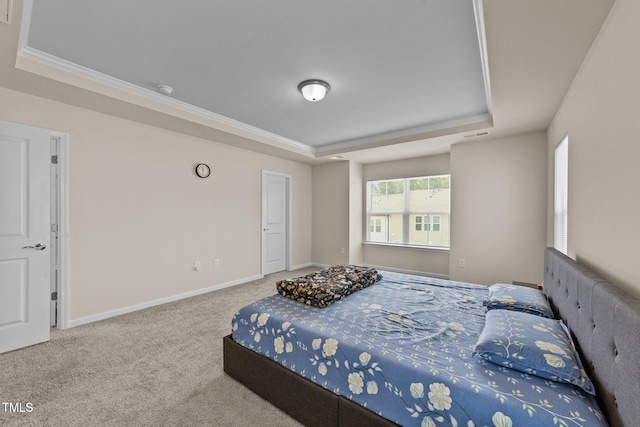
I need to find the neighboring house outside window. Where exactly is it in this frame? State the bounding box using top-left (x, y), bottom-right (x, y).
top-left (415, 215), bottom-right (441, 232)
top-left (366, 175), bottom-right (450, 249)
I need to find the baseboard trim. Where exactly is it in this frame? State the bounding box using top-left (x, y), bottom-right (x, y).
top-left (68, 274), bottom-right (263, 328)
top-left (310, 263), bottom-right (447, 280)
top-left (68, 264), bottom-right (446, 329)
top-left (364, 264), bottom-right (449, 280)
top-left (312, 263), bottom-right (331, 269)
top-left (289, 262), bottom-right (313, 270)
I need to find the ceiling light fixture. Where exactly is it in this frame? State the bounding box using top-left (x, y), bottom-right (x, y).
top-left (157, 84), bottom-right (173, 96)
top-left (298, 79), bottom-right (330, 102)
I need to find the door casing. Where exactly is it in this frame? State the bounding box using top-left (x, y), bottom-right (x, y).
top-left (51, 131), bottom-right (69, 329)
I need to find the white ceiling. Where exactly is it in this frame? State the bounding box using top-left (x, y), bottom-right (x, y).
top-left (16, 0), bottom-right (613, 164)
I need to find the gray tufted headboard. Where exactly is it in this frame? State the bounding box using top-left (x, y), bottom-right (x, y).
top-left (543, 247), bottom-right (640, 426)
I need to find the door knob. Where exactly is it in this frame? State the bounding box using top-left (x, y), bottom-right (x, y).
top-left (23, 243), bottom-right (47, 251)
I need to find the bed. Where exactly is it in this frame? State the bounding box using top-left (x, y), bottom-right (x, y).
top-left (223, 248), bottom-right (640, 426)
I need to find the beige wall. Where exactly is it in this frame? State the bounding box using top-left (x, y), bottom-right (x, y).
top-left (363, 245), bottom-right (450, 278)
top-left (363, 154), bottom-right (451, 182)
top-left (548, 0), bottom-right (640, 299)
top-left (312, 162), bottom-right (350, 266)
top-left (348, 161), bottom-right (364, 265)
top-left (0, 87), bottom-right (312, 323)
top-left (450, 132), bottom-right (547, 285)
top-left (311, 160), bottom-right (366, 267)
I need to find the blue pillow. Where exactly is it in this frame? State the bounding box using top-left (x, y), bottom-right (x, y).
top-left (484, 283), bottom-right (555, 318)
top-left (473, 310), bottom-right (595, 395)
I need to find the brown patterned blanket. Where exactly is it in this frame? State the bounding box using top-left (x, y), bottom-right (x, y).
top-left (276, 265), bottom-right (382, 307)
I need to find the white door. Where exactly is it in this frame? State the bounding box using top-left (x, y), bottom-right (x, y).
top-left (0, 121), bottom-right (51, 354)
top-left (262, 172), bottom-right (288, 275)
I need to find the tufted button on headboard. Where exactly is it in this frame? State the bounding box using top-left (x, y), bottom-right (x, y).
top-left (543, 248), bottom-right (640, 427)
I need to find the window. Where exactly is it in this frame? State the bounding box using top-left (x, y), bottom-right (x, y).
top-left (554, 135), bottom-right (569, 254)
top-left (366, 175), bottom-right (450, 248)
top-left (415, 215), bottom-right (441, 232)
top-left (432, 215), bottom-right (441, 232)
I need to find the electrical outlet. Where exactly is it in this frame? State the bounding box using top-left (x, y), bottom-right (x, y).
top-left (458, 258), bottom-right (465, 268)
top-left (194, 261), bottom-right (201, 271)
top-left (340, 247), bottom-right (345, 254)
top-left (213, 259), bottom-right (220, 268)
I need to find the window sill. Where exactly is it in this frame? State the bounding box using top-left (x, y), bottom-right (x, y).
top-left (363, 242), bottom-right (450, 252)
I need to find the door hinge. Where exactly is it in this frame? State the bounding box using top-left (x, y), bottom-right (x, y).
top-left (51, 223), bottom-right (58, 233)
top-left (51, 155), bottom-right (58, 164)
top-left (51, 292), bottom-right (58, 301)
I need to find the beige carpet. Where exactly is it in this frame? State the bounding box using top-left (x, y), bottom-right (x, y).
top-left (0, 268), bottom-right (319, 427)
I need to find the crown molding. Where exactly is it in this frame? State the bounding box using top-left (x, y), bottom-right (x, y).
top-left (17, 2), bottom-right (314, 156)
top-left (17, 46), bottom-right (316, 155)
top-left (315, 113), bottom-right (493, 157)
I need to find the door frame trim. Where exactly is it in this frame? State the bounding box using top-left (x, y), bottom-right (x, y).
top-left (51, 131), bottom-right (69, 329)
top-left (261, 170), bottom-right (291, 275)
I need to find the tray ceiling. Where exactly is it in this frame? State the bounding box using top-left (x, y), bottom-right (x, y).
top-left (14, 0), bottom-right (613, 163)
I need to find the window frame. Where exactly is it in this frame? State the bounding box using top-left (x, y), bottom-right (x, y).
top-left (365, 174), bottom-right (450, 250)
top-left (554, 135), bottom-right (569, 254)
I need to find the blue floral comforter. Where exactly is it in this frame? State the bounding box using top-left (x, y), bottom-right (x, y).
top-left (231, 271), bottom-right (607, 427)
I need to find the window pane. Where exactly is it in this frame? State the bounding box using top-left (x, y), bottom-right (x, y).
top-left (366, 175), bottom-right (450, 248)
top-left (409, 176), bottom-right (450, 211)
top-left (387, 214), bottom-right (403, 243)
top-left (554, 136), bottom-right (569, 254)
top-left (409, 178), bottom-right (429, 211)
top-left (370, 179), bottom-right (404, 213)
top-left (408, 214), bottom-right (449, 247)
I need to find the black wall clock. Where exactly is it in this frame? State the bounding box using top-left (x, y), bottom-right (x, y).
top-left (195, 163), bottom-right (211, 178)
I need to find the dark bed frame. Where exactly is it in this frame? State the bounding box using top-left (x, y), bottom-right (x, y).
top-left (223, 248), bottom-right (640, 426)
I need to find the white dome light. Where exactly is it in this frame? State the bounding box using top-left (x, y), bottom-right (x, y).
top-left (298, 80), bottom-right (330, 102)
